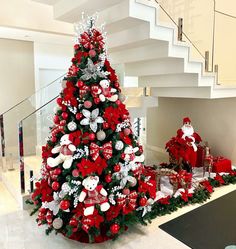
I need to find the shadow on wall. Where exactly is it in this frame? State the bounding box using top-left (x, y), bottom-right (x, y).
top-left (147, 97), bottom-right (236, 164)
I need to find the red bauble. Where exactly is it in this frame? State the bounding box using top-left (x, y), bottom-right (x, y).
top-left (72, 169), bottom-right (80, 177)
top-left (105, 174), bottom-right (112, 183)
top-left (84, 100), bottom-right (92, 109)
top-left (114, 82), bottom-right (120, 88)
top-left (60, 120), bottom-right (66, 126)
top-left (60, 200), bottom-right (70, 210)
top-left (61, 112), bottom-right (68, 120)
top-left (76, 113), bottom-right (83, 120)
top-left (116, 100), bottom-right (121, 105)
top-left (139, 197), bottom-right (147, 206)
top-left (88, 133), bottom-right (95, 140)
top-left (74, 44), bottom-right (79, 50)
top-left (121, 153), bottom-right (126, 160)
top-left (103, 122), bottom-right (109, 129)
top-left (114, 164), bottom-right (121, 172)
top-left (110, 223), bottom-right (120, 234)
top-left (51, 136), bottom-right (57, 143)
top-left (124, 128), bottom-right (131, 136)
top-left (61, 105), bottom-right (67, 112)
top-left (77, 80), bottom-right (84, 88)
top-left (56, 97), bottom-right (63, 106)
top-left (53, 115), bottom-right (60, 124)
top-left (89, 49), bottom-right (96, 57)
top-left (94, 97), bottom-right (100, 105)
top-left (54, 168), bottom-right (62, 175)
top-left (69, 218), bottom-right (78, 227)
top-left (122, 188), bottom-right (130, 195)
top-left (52, 181), bottom-right (60, 191)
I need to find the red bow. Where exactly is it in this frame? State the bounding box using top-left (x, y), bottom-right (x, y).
top-left (79, 85), bottom-right (90, 98)
top-left (117, 191), bottom-right (137, 215)
top-left (90, 142), bottom-right (112, 161)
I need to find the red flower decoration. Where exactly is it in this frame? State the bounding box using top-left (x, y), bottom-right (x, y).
top-left (95, 156), bottom-right (108, 175)
top-left (214, 174), bottom-right (225, 185)
top-left (42, 145), bottom-right (52, 161)
top-left (201, 180), bottom-right (213, 193)
top-left (119, 131), bottom-right (132, 145)
top-left (69, 131), bottom-right (82, 146)
top-left (180, 189), bottom-right (193, 202)
top-left (158, 196), bottom-right (170, 205)
top-left (103, 106), bottom-right (120, 131)
top-left (138, 179), bottom-right (157, 199)
top-left (81, 210), bottom-right (104, 233)
top-left (32, 179), bottom-right (53, 203)
top-left (117, 191), bottom-right (138, 215)
top-left (77, 158), bottom-right (97, 177)
top-left (106, 205), bottom-right (121, 221)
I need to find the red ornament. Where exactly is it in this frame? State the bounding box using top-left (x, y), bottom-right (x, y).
top-left (61, 112), bottom-right (68, 120)
top-left (53, 115), bottom-right (60, 124)
top-left (122, 188), bottom-right (130, 195)
top-left (116, 100), bottom-right (121, 105)
top-left (69, 218), bottom-right (78, 227)
top-left (110, 223), bottom-right (120, 234)
top-left (60, 200), bottom-right (70, 210)
top-left (88, 133), bottom-right (95, 141)
top-left (121, 153), bottom-right (126, 160)
top-left (114, 82), bottom-right (120, 88)
top-left (103, 122), bottom-right (109, 129)
top-left (60, 120), bottom-right (66, 126)
top-left (54, 168), bottom-right (62, 175)
top-left (76, 80), bottom-right (84, 88)
top-left (89, 49), bottom-right (96, 57)
top-left (52, 181), bottom-right (60, 191)
top-left (84, 100), bottom-right (92, 109)
top-left (51, 136), bottom-right (57, 143)
top-left (114, 164), bottom-right (121, 172)
top-left (72, 169), bottom-right (80, 177)
top-left (56, 97), bottom-right (63, 106)
top-left (105, 174), bottom-right (112, 183)
top-left (76, 113), bottom-right (83, 120)
top-left (139, 197), bottom-right (147, 206)
top-left (94, 97), bottom-right (100, 105)
top-left (61, 105), bottom-right (67, 112)
top-left (124, 128), bottom-right (131, 136)
top-left (74, 44), bottom-right (79, 50)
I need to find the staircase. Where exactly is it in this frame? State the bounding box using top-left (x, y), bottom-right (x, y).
top-left (32, 0), bottom-right (236, 98)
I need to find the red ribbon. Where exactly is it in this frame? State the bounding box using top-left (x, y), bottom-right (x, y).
top-left (117, 191), bottom-right (137, 214)
top-left (90, 142), bottom-right (112, 161)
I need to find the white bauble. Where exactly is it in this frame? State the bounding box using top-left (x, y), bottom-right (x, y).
top-left (61, 80), bottom-right (67, 89)
top-left (115, 140), bottom-right (124, 150)
top-left (52, 218), bottom-right (63, 229)
top-left (96, 130), bottom-right (106, 141)
top-left (119, 93), bottom-right (126, 102)
top-left (61, 182), bottom-right (70, 192)
top-left (67, 121), bottom-right (77, 131)
top-left (53, 106), bottom-right (61, 113)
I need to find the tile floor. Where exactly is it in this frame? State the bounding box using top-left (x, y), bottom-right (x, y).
top-left (0, 180), bottom-right (235, 249)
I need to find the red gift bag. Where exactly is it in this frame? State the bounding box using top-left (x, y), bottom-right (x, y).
top-left (195, 145), bottom-right (205, 167)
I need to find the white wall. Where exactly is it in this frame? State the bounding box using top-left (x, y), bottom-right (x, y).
top-left (147, 97), bottom-right (236, 165)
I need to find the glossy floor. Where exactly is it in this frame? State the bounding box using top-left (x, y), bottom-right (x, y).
top-left (0, 181), bottom-right (235, 249)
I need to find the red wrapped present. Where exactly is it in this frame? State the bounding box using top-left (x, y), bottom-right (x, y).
top-left (195, 145), bottom-right (205, 167)
top-left (212, 156), bottom-right (232, 173)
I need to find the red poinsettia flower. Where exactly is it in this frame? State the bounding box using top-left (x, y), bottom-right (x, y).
top-left (72, 203), bottom-right (85, 218)
top-left (103, 106), bottom-right (120, 130)
top-left (214, 174), bottom-right (225, 185)
top-left (42, 145), bottom-right (52, 161)
top-left (119, 131), bottom-right (132, 145)
top-left (117, 102), bottom-right (129, 118)
top-left (69, 131), bottom-right (82, 146)
top-left (32, 179), bottom-right (53, 203)
top-left (201, 180), bottom-right (213, 193)
top-left (180, 189), bottom-right (193, 202)
top-left (81, 210), bottom-right (104, 233)
top-left (138, 179), bottom-right (157, 199)
top-left (95, 156), bottom-right (107, 175)
top-left (106, 205), bottom-right (121, 221)
top-left (77, 158), bottom-right (97, 177)
top-left (158, 196), bottom-right (170, 205)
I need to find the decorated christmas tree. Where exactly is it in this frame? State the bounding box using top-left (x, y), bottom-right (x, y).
top-left (30, 15), bottom-right (157, 243)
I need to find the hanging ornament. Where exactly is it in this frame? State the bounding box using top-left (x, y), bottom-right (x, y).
top-left (103, 122), bottom-right (109, 129)
top-left (75, 113), bottom-right (83, 120)
top-left (72, 169), bottom-right (80, 177)
top-left (115, 140), bottom-right (124, 150)
top-left (110, 223), bottom-right (120, 234)
top-left (69, 218), bottom-right (78, 227)
top-left (60, 200), bottom-right (70, 210)
top-left (52, 218), bottom-right (63, 230)
top-left (67, 121), bottom-right (77, 131)
top-left (51, 136), bottom-right (57, 143)
top-left (122, 188), bottom-right (130, 195)
top-left (53, 115), bottom-right (60, 124)
top-left (61, 112), bottom-right (68, 120)
top-left (124, 128), bottom-right (131, 136)
top-left (89, 49), bottom-right (96, 57)
top-left (76, 80), bottom-right (84, 88)
top-left (94, 97), bottom-right (100, 105)
top-left (54, 168), bottom-right (62, 175)
top-left (52, 181), bottom-right (60, 191)
top-left (139, 197), bottom-right (148, 207)
top-left (105, 174), bottom-right (112, 183)
top-left (88, 133), bottom-right (96, 141)
top-left (96, 130), bottom-right (106, 141)
top-left (114, 164), bottom-right (121, 172)
top-left (84, 100), bottom-right (92, 109)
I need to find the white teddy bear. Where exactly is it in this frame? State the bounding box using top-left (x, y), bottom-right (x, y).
top-left (78, 176), bottom-right (110, 216)
top-left (47, 134), bottom-right (76, 169)
top-left (124, 146), bottom-right (145, 166)
top-left (99, 79), bottom-right (118, 102)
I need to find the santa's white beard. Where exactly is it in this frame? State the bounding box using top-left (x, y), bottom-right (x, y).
top-left (181, 125), bottom-right (194, 137)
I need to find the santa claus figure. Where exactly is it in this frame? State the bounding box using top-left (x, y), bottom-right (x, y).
top-left (177, 117), bottom-right (202, 167)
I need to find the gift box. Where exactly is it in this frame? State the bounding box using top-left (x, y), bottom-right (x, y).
top-left (212, 156), bottom-right (232, 173)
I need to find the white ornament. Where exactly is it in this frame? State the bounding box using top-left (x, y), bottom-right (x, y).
top-left (67, 121), bottom-right (77, 131)
top-left (80, 108), bottom-right (103, 133)
top-left (115, 140), bottom-right (124, 150)
top-left (96, 130), bottom-right (106, 141)
top-left (52, 218), bottom-right (63, 229)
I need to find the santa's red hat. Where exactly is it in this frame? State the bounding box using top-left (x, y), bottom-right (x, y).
top-left (183, 117), bottom-right (191, 124)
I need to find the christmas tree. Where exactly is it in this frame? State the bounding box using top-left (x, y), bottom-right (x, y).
top-left (30, 15), bottom-right (157, 243)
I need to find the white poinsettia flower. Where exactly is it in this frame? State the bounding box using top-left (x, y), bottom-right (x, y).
top-left (80, 108), bottom-right (103, 132)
